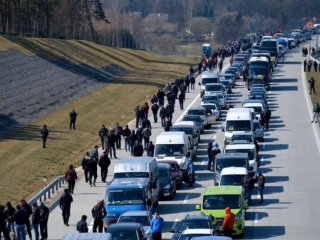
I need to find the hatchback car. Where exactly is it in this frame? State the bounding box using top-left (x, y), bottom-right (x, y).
top-left (170, 215), bottom-right (214, 240)
top-left (182, 115), bottom-right (205, 133)
top-left (157, 160), bottom-right (183, 189)
top-left (106, 222), bottom-right (146, 240)
top-left (158, 163), bottom-right (176, 200)
top-left (187, 107), bottom-right (214, 128)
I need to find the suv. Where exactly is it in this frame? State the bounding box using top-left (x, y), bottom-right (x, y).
top-left (187, 107), bottom-right (214, 128)
top-left (196, 186), bottom-right (248, 238)
top-left (170, 215), bottom-right (215, 240)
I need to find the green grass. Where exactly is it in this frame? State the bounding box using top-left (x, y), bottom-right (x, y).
top-left (306, 70), bottom-right (320, 105)
top-left (0, 37), bottom-right (199, 204)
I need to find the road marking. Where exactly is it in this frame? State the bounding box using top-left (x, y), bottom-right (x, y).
top-left (171, 218), bottom-right (179, 230)
top-left (256, 192), bottom-right (261, 199)
top-left (254, 213), bottom-right (259, 224)
top-left (88, 220), bottom-right (94, 232)
top-left (183, 195), bottom-right (189, 204)
top-left (260, 157), bottom-right (264, 162)
top-left (301, 68), bottom-right (320, 155)
top-left (213, 134), bottom-right (217, 140)
top-left (201, 160), bottom-right (207, 165)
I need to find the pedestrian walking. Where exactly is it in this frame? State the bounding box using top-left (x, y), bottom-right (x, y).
top-left (187, 152), bottom-right (195, 187)
top-left (69, 109), bottom-right (78, 130)
top-left (13, 205), bottom-right (27, 240)
top-left (88, 154), bottom-right (98, 187)
top-left (222, 207), bottom-right (235, 237)
top-left (4, 202), bottom-right (15, 239)
top-left (242, 173), bottom-right (255, 205)
top-left (308, 59), bottom-right (312, 72)
top-left (151, 102), bottom-right (159, 123)
top-left (257, 172), bottom-right (265, 203)
top-left (207, 142), bottom-right (213, 171)
top-left (65, 164), bottom-right (77, 194)
top-left (128, 130), bottom-right (137, 156)
top-left (190, 75), bottom-right (196, 90)
top-left (20, 199), bottom-right (32, 240)
top-left (165, 103), bottom-right (173, 122)
top-left (159, 106), bottom-right (166, 127)
top-left (157, 89), bottom-right (165, 107)
top-left (150, 211), bottom-right (164, 240)
top-left (303, 58), bottom-right (307, 72)
top-left (59, 189), bottom-right (73, 226)
top-left (123, 125), bottom-right (131, 152)
top-left (98, 125), bottom-right (108, 150)
top-left (184, 76), bottom-right (190, 93)
top-left (264, 107), bottom-right (271, 130)
top-left (98, 151), bottom-right (111, 183)
top-left (142, 126), bottom-right (152, 149)
top-left (31, 203), bottom-right (40, 240)
top-left (164, 120), bottom-right (172, 132)
top-left (40, 125), bottom-right (49, 148)
top-left (135, 105), bottom-right (141, 128)
top-left (81, 152), bottom-right (91, 183)
top-left (146, 141), bottom-right (155, 157)
top-left (0, 205), bottom-right (10, 240)
top-left (108, 130), bottom-right (117, 158)
top-left (114, 123), bottom-right (123, 149)
top-left (311, 103), bottom-right (320, 123)
top-left (314, 61), bottom-right (318, 72)
top-left (39, 203), bottom-right (49, 240)
top-left (91, 201), bottom-right (107, 233)
top-left (178, 92), bottom-right (184, 110)
top-left (133, 141), bottom-right (144, 157)
top-left (76, 215), bottom-right (88, 233)
top-left (212, 143), bottom-right (221, 171)
top-left (309, 77), bottom-right (316, 95)
top-left (141, 117), bottom-right (152, 129)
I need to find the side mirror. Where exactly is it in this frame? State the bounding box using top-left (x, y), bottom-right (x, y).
top-left (195, 204), bottom-right (201, 210)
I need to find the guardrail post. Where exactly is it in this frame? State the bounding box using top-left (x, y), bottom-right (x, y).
top-left (48, 189), bottom-right (51, 199)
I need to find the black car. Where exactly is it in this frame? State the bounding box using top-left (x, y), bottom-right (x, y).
top-left (157, 160), bottom-right (183, 189)
top-left (170, 215), bottom-right (215, 240)
top-left (106, 222), bottom-right (146, 240)
top-left (158, 163), bottom-right (176, 200)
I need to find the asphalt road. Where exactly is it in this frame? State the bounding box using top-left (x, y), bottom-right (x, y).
top-left (47, 37), bottom-right (320, 240)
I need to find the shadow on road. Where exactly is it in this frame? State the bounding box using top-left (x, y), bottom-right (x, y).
top-left (272, 78), bottom-right (298, 83)
top-left (264, 186), bottom-right (284, 195)
top-left (265, 176), bottom-right (289, 183)
top-left (245, 226), bottom-right (285, 239)
top-left (271, 86), bottom-right (298, 91)
top-left (246, 211), bottom-right (268, 221)
top-left (262, 144), bottom-right (289, 151)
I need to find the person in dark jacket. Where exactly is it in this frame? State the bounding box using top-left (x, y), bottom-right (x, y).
top-left (4, 202), bottom-right (15, 239)
top-left (76, 215), bottom-right (88, 233)
top-left (114, 123), bottom-right (123, 149)
top-left (20, 199), bottom-right (32, 240)
top-left (81, 152), bottom-right (91, 183)
top-left (157, 89), bottom-right (165, 107)
top-left (69, 109), bottom-right (78, 130)
top-left (40, 125), bottom-right (49, 148)
top-left (159, 106), bottom-right (166, 127)
top-left (65, 164), bottom-right (77, 194)
top-left (242, 174), bottom-right (255, 205)
top-left (32, 203), bottom-right (40, 240)
top-left (0, 205), bottom-right (10, 240)
top-left (39, 203), bottom-right (49, 240)
top-left (59, 189), bottom-right (73, 226)
top-left (164, 120), bottom-right (172, 132)
top-left (146, 141), bottom-right (155, 157)
top-left (133, 141), bottom-right (144, 156)
top-left (258, 172), bottom-right (266, 203)
top-left (151, 103), bottom-right (159, 123)
top-left (13, 205), bottom-right (27, 240)
top-left (91, 201), bottom-right (107, 233)
top-left (123, 125), bottom-right (131, 152)
top-left (308, 77), bottom-right (316, 95)
top-left (128, 130), bottom-right (138, 156)
top-left (108, 130), bottom-right (117, 158)
top-left (135, 105), bottom-right (141, 128)
top-left (207, 142), bottom-right (213, 171)
top-left (178, 92), bottom-right (184, 110)
top-left (98, 151), bottom-right (111, 183)
top-left (264, 107), bottom-right (271, 130)
top-left (303, 58), bottom-right (307, 72)
top-left (98, 125), bottom-right (108, 150)
top-left (87, 154), bottom-right (98, 187)
top-left (165, 104), bottom-right (173, 122)
top-left (314, 61), bottom-right (318, 72)
top-left (136, 127), bottom-right (143, 143)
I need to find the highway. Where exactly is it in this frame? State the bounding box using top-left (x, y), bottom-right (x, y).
top-left (47, 37), bottom-right (320, 239)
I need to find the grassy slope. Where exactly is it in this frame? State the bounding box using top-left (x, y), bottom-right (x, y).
top-left (0, 37), bottom-right (198, 203)
top-left (306, 70), bottom-right (320, 105)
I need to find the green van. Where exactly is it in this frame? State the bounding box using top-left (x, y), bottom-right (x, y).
top-left (195, 186), bottom-right (248, 237)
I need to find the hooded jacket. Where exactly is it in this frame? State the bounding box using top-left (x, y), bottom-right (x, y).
top-left (223, 207), bottom-right (235, 231)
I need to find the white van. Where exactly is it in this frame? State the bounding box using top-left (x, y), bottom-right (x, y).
top-left (154, 132), bottom-right (192, 181)
top-left (223, 108), bottom-right (253, 145)
top-left (200, 70), bottom-right (220, 95)
top-left (170, 121), bottom-right (200, 146)
top-left (219, 167), bottom-right (248, 186)
top-left (242, 102), bottom-right (264, 119)
top-left (114, 157), bottom-right (159, 181)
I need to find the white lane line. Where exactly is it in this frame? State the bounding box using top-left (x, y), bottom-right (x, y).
top-left (171, 218), bottom-right (179, 230)
top-left (213, 135), bottom-right (217, 140)
top-left (88, 220), bottom-right (94, 232)
top-left (201, 160), bottom-right (206, 165)
top-left (260, 157), bottom-right (264, 162)
top-left (183, 195), bottom-right (189, 204)
top-left (175, 94), bottom-right (201, 123)
top-left (254, 213), bottom-right (259, 224)
top-left (301, 67), bottom-right (320, 155)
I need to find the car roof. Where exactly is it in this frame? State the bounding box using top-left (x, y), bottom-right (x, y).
top-left (109, 178), bottom-right (148, 189)
top-left (158, 163), bottom-right (172, 170)
top-left (189, 106), bottom-right (205, 111)
top-left (191, 236), bottom-right (232, 240)
top-left (181, 229), bottom-right (212, 235)
top-left (107, 222), bottom-right (142, 230)
top-left (120, 211), bottom-right (150, 217)
top-left (249, 56), bottom-right (269, 63)
top-left (157, 160), bottom-right (179, 167)
top-left (225, 144), bottom-right (255, 150)
top-left (243, 102), bottom-right (264, 108)
top-left (202, 70), bottom-right (219, 78)
top-left (173, 121), bottom-right (196, 127)
top-left (204, 185), bottom-right (242, 195)
top-left (232, 132), bottom-right (253, 137)
top-left (183, 115), bottom-right (201, 119)
top-left (216, 152), bottom-right (249, 160)
top-left (184, 215), bottom-right (212, 221)
top-left (221, 167), bottom-right (248, 176)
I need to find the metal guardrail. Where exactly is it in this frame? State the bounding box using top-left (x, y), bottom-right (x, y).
top-left (27, 175), bottom-right (65, 206)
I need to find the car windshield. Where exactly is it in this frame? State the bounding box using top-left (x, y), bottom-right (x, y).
top-left (114, 172), bottom-right (149, 178)
top-left (203, 105), bottom-right (217, 111)
top-left (183, 116), bottom-right (203, 123)
top-left (220, 175), bottom-right (246, 186)
top-left (202, 95), bottom-right (218, 102)
top-left (203, 195), bottom-right (241, 209)
top-left (118, 216), bottom-right (149, 226)
top-left (179, 234), bottom-right (211, 240)
top-left (224, 75), bottom-right (232, 80)
top-left (159, 168), bottom-right (170, 179)
top-left (188, 109), bottom-right (204, 116)
top-left (225, 149), bottom-right (255, 160)
top-left (226, 120), bottom-right (251, 131)
top-left (107, 228), bottom-right (138, 240)
top-left (170, 127), bottom-right (193, 135)
top-left (216, 158), bottom-right (247, 173)
top-left (175, 220), bottom-right (211, 234)
top-left (249, 66), bottom-right (268, 76)
top-left (155, 144), bottom-right (184, 157)
top-left (206, 85), bottom-right (222, 91)
top-left (202, 78), bottom-right (218, 85)
top-left (107, 189), bottom-right (144, 205)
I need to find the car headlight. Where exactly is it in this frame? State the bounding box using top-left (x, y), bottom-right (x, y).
top-left (164, 184), bottom-right (171, 189)
top-left (235, 211), bottom-right (243, 221)
top-left (107, 212), bottom-right (116, 217)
